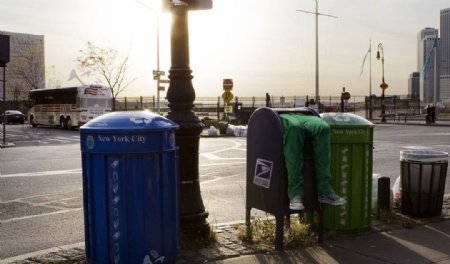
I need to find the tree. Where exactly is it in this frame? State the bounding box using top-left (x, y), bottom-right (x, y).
top-left (8, 46), bottom-right (45, 100)
top-left (77, 42), bottom-right (136, 111)
top-left (46, 65), bottom-right (62, 88)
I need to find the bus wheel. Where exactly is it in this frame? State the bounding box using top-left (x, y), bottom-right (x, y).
top-left (60, 118), bottom-right (66, 129)
top-left (30, 116), bottom-right (37, 127)
top-left (66, 117), bottom-right (73, 130)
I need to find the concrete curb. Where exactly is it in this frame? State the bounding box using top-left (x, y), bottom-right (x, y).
top-left (0, 242), bottom-right (85, 264)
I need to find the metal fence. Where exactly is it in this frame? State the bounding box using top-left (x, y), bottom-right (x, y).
top-left (3, 94), bottom-right (448, 125)
top-left (114, 95), bottom-right (439, 124)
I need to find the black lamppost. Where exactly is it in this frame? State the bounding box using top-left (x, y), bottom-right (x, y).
top-left (376, 43), bottom-right (388, 123)
top-left (166, 0), bottom-right (212, 241)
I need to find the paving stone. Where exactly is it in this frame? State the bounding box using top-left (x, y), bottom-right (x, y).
top-left (217, 246), bottom-right (240, 258)
top-left (6, 199), bottom-right (450, 264)
top-left (198, 247), bottom-right (223, 262)
top-left (52, 249), bottom-right (85, 261)
top-left (29, 253), bottom-right (67, 262)
top-left (8, 260), bottom-right (38, 264)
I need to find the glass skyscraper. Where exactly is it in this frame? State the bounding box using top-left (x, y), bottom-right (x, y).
top-left (417, 28), bottom-right (438, 103)
top-left (440, 8), bottom-right (450, 101)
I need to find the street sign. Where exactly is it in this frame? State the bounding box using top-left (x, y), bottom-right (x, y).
top-left (223, 79), bottom-right (233, 90)
top-left (159, 79), bottom-right (170, 84)
top-left (224, 106), bottom-right (233, 113)
top-left (341, 92), bottom-right (351, 100)
top-left (153, 70), bottom-right (165, 76)
top-left (0, 34), bottom-right (10, 64)
top-left (158, 86), bottom-right (165, 91)
top-left (221, 91), bottom-right (234, 103)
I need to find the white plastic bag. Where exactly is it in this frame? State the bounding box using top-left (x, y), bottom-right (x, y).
top-left (392, 176), bottom-right (401, 208)
top-left (372, 174), bottom-right (381, 212)
top-left (208, 126), bottom-right (219, 136)
top-left (226, 124), bottom-right (248, 137)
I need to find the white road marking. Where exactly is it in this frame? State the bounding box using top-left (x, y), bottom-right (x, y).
top-left (200, 139), bottom-right (246, 160)
top-left (200, 174), bottom-right (241, 185)
top-left (0, 159), bottom-right (244, 178)
top-left (0, 208), bottom-right (83, 224)
top-left (1, 169), bottom-right (82, 178)
top-left (200, 161), bottom-right (246, 167)
top-left (200, 153), bottom-right (245, 160)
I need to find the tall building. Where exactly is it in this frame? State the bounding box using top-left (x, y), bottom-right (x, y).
top-left (408, 72), bottom-right (420, 99)
top-left (440, 8), bottom-right (450, 102)
top-left (417, 28), bottom-right (438, 103)
top-left (0, 31), bottom-right (45, 101)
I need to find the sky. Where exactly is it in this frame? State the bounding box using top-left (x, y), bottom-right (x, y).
top-left (1, 0), bottom-right (449, 99)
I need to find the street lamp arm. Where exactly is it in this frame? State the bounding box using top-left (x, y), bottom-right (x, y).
top-left (297, 9), bottom-right (339, 18)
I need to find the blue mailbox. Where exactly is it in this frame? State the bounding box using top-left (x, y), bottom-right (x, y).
top-left (80, 111), bottom-right (180, 264)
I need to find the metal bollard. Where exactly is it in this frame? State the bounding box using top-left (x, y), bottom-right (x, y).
top-left (377, 177), bottom-right (391, 213)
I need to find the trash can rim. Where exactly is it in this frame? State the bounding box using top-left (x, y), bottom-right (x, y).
top-left (80, 111), bottom-right (179, 131)
top-left (320, 112), bottom-right (374, 127)
top-left (400, 149), bottom-right (449, 162)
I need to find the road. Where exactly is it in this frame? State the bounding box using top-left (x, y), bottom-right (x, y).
top-left (1, 123), bottom-right (450, 260)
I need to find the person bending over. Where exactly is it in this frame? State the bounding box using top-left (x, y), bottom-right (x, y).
top-left (280, 114), bottom-right (346, 210)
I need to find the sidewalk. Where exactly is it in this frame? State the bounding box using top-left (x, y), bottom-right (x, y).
top-left (2, 196), bottom-right (449, 264)
top-left (2, 120), bottom-right (450, 264)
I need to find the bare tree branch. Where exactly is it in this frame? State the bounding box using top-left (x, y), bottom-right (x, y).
top-left (8, 46), bottom-right (45, 98)
top-left (77, 42), bottom-right (136, 111)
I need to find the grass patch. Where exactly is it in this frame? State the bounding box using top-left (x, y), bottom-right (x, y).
top-left (377, 209), bottom-right (397, 224)
top-left (376, 208), bottom-right (422, 228)
top-left (181, 223), bottom-right (218, 250)
top-left (236, 215), bottom-right (317, 251)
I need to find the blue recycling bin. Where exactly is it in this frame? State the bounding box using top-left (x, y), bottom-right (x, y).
top-left (80, 111), bottom-right (180, 264)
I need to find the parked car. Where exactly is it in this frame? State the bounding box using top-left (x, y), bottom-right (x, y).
top-left (0, 110), bottom-right (25, 124)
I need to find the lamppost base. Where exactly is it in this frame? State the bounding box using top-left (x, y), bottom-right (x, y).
top-left (180, 212), bottom-right (213, 248)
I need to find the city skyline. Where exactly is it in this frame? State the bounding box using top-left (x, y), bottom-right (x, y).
top-left (1, 0), bottom-right (449, 98)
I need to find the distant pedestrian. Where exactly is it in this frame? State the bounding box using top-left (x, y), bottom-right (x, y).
top-left (266, 93), bottom-right (272, 108)
top-left (425, 105), bottom-right (435, 123)
top-left (430, 105), bottom-right (436, 123)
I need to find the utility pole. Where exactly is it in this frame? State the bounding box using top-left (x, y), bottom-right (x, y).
top-left (297, 0), bottom-right (337, 105)
top-left (369, 39), bottom-right (373, 119)
top-left (0, 34), bottom-right (10, 148)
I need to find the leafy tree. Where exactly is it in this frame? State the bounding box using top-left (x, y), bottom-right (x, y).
top-left (77, 42), bottom-right (136, 111)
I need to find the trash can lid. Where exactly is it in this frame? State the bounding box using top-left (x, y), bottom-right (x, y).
top-left (320, 113), bottom-right (374, 127)
top-left (400, 150), bottom-right (448, 162)
top-left (81, 111), bottom-right (178, 132)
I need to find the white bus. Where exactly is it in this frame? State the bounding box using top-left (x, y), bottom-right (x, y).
top-left (28, 85), bottom-right (113, 129)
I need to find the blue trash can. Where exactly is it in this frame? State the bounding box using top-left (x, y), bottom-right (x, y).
top-left (80, 111), bottom-right (180, 264)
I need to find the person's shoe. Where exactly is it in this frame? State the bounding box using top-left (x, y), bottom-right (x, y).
top-left (318, 193), bottom-right (346, 206)
top-left (289, 195), bottom-right (304, 210)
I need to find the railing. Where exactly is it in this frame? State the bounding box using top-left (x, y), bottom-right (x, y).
top-left (113, 95), bottom-right (445, 124)
top-left (6, 95), bottom-right (449, 125)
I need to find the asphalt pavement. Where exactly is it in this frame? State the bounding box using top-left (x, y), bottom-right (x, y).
top-left (2, 119), bottom-right (450, 264)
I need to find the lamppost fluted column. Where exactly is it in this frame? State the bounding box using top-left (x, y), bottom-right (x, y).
top-left (377, 43), bottom-right (388, 123)
top-left (314, 0), bottom-right (319, 104)
top-left (166, 4), bottom-right (209, 240)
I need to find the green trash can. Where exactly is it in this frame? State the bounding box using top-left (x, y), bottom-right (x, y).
top-left (320, 113), bottom-right (374, 232)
